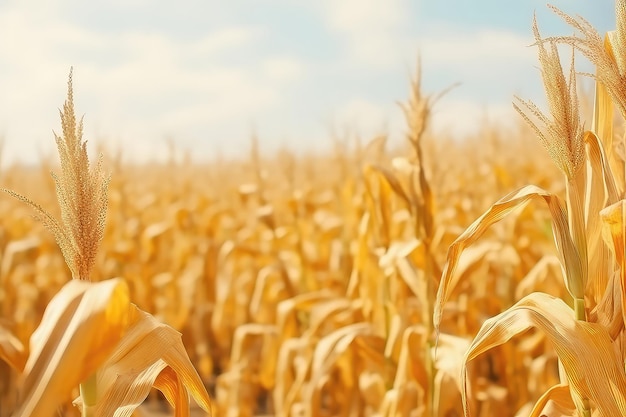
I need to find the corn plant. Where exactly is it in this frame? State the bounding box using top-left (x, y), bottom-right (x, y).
top-left (435, 2), bottom-right (626, 416)
top-left (0, 70), bottom-right (213, 417)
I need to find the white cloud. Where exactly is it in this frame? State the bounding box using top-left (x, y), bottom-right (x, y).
top-left (429, 98), bottom-right (519, 139)
top-left (184, 26), bottom-right (265, 56)
top-left (322, 0), bottom-right (405, 32)
top-left (314, 0), bottom-right (414, 69)
top-left (262, 57), bottom-right (305, 82)
top-left (334, 98), bottom-right (393, 135)
top-left (0, 3), bottom-right (283, 164)
top-left (420, 29), bottom-right (535, 69)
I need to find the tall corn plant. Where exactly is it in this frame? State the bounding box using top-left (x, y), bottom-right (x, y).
top-left (435, 3), bottom-right (626, 416)
top-left (0, 70), bottom-right (213, 417)
top-left (346, 60), bottom-right (457, 416)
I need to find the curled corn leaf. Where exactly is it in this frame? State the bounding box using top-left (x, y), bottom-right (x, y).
top-left (73, 305), bottom-right (213, 417)
top-left (229, 323), bottom-right (278, 390)
top-left (462, 292), bottom-right (626, 417)
top-left (14, 278), bottom-right (131, 417)
top-left (306, 323), bottom-right (382, 417)
top-left (526, 384), bottom-right (576, 417)
top-left (434, 185), bottom-right (582, 338)
top-left (584, 130), bottom-right (619, 207)
top-left (154, 367), bottom-right (197, 417)
top-left (583, 130), bottom-right (617, 305)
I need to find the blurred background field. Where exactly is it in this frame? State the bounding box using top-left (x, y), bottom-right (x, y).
top-left (0, 112), bottom-right (576, 416)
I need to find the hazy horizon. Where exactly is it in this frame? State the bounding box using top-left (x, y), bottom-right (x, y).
top-left (0, 0), bottom-right (614, 165)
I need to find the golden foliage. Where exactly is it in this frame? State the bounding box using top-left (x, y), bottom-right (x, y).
top-left (2, 3), bottom-right (626, 417)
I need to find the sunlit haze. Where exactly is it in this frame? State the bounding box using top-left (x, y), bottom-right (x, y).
top-left (0, 0), bottom-right (614, 164)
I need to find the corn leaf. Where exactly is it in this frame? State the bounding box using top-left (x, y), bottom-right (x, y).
top-left (584, 130), bottom-right (616, 304)
top-left (432, 333), bottom-right (469, 417)
top-left (306, 323), bottom-right (381, 417)
top-left (367, 165), bottom-right (413, 208)
top-left (0, 324), bottom-right (27, 372)
top-left (526, 384), bottom-right (576, 417)
top-left (230, 323), bottom-right (278, 390)
top-left (462, 292), bottom-right (626, 417)
top-left (600, 199), bottom-right (626, 326)
top-left (73, 305), bottom-right (213, 417)
top-left (434, 185), bottom-right (582, 337)
top-left (14, 278), bottom-right (131, 417)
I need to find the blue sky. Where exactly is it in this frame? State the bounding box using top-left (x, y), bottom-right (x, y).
top-left (0, 0), bottom-right (615, 164)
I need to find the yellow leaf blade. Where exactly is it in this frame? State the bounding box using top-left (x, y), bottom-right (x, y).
top-left (463, 293), bottom-right (626, 417)
top-left (526, 384), bottom-right (576, 417)
top-left (76, 305), bottom-right (212, 417)
top-left (434, 185), bottom-right (582, 338)
top-left (15, 278), bottom-right (131, 417)
top-left (0, 325), bottom-right (27, 372)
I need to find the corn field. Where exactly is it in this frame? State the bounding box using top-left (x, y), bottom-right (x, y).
top-left (2, 3), bottom-right (626, 417)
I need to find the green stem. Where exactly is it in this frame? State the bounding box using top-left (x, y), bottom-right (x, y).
top-left (574, 298), bottom-right (586, 321)
top-left (80, 373), bottom-right (98, 417)
top-left (566, 175), bottom-right (588, 298)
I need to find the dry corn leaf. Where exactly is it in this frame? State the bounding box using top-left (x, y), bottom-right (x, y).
top-left (0, 237), bottom-right (41, 280)
top-left (585, 131), bottom-right (619, 206)
top-left (307, 323), bottom-right (381, 417)
top-left (391, 325), bottom-right (428, 390)
top-left (273, 337), bottom-right (311, 417)
top-left (600, 199), bottom-right (626, 326)
top-left (383, 313), bottom-right (404, 360)
top-left (0, 324), bottom-right (27, 371)
top-left (434, 185), bottom-right (582, 338)
top-left (364, 165), bottom-right (394, 244)
top-left (358, 371), bottom-right (386, 409)
top-left (154, 366), bottom-right (194, 417)
top-left (583, 130), bottom-right (616, 305)
top-left (276, 291), bottom-right (334, 340)
top-left (249, 264), bottom-right (293, 324)
top-left (432, 333), bottom-right (469, 416)
top-left (433, 333), bottom-right (470, 393)
top-left (14, 278), bottom-right (131, 417)
top-left (367, 165), bottom-right (413, 208)
top-left (588, 267), bottom-right (623, 339)
top-left (74, 304), bottom-right (212, 417)
top-left (380, 325), bottom-right (428, 416)
top-left (304, 298), bottom-right (354, 338)
top-left (526, 384), bottom-right (576, 417)
top-left (463, 292), bottom-right (626, 417)
top-left (380, 381), bottom-right (423, 417)
top-left (515, 255), bottom-right (563, 299)
top-left (230, 323), bottom-right (278, 390)
top-left (600, 199), bottom-right (626, 267)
